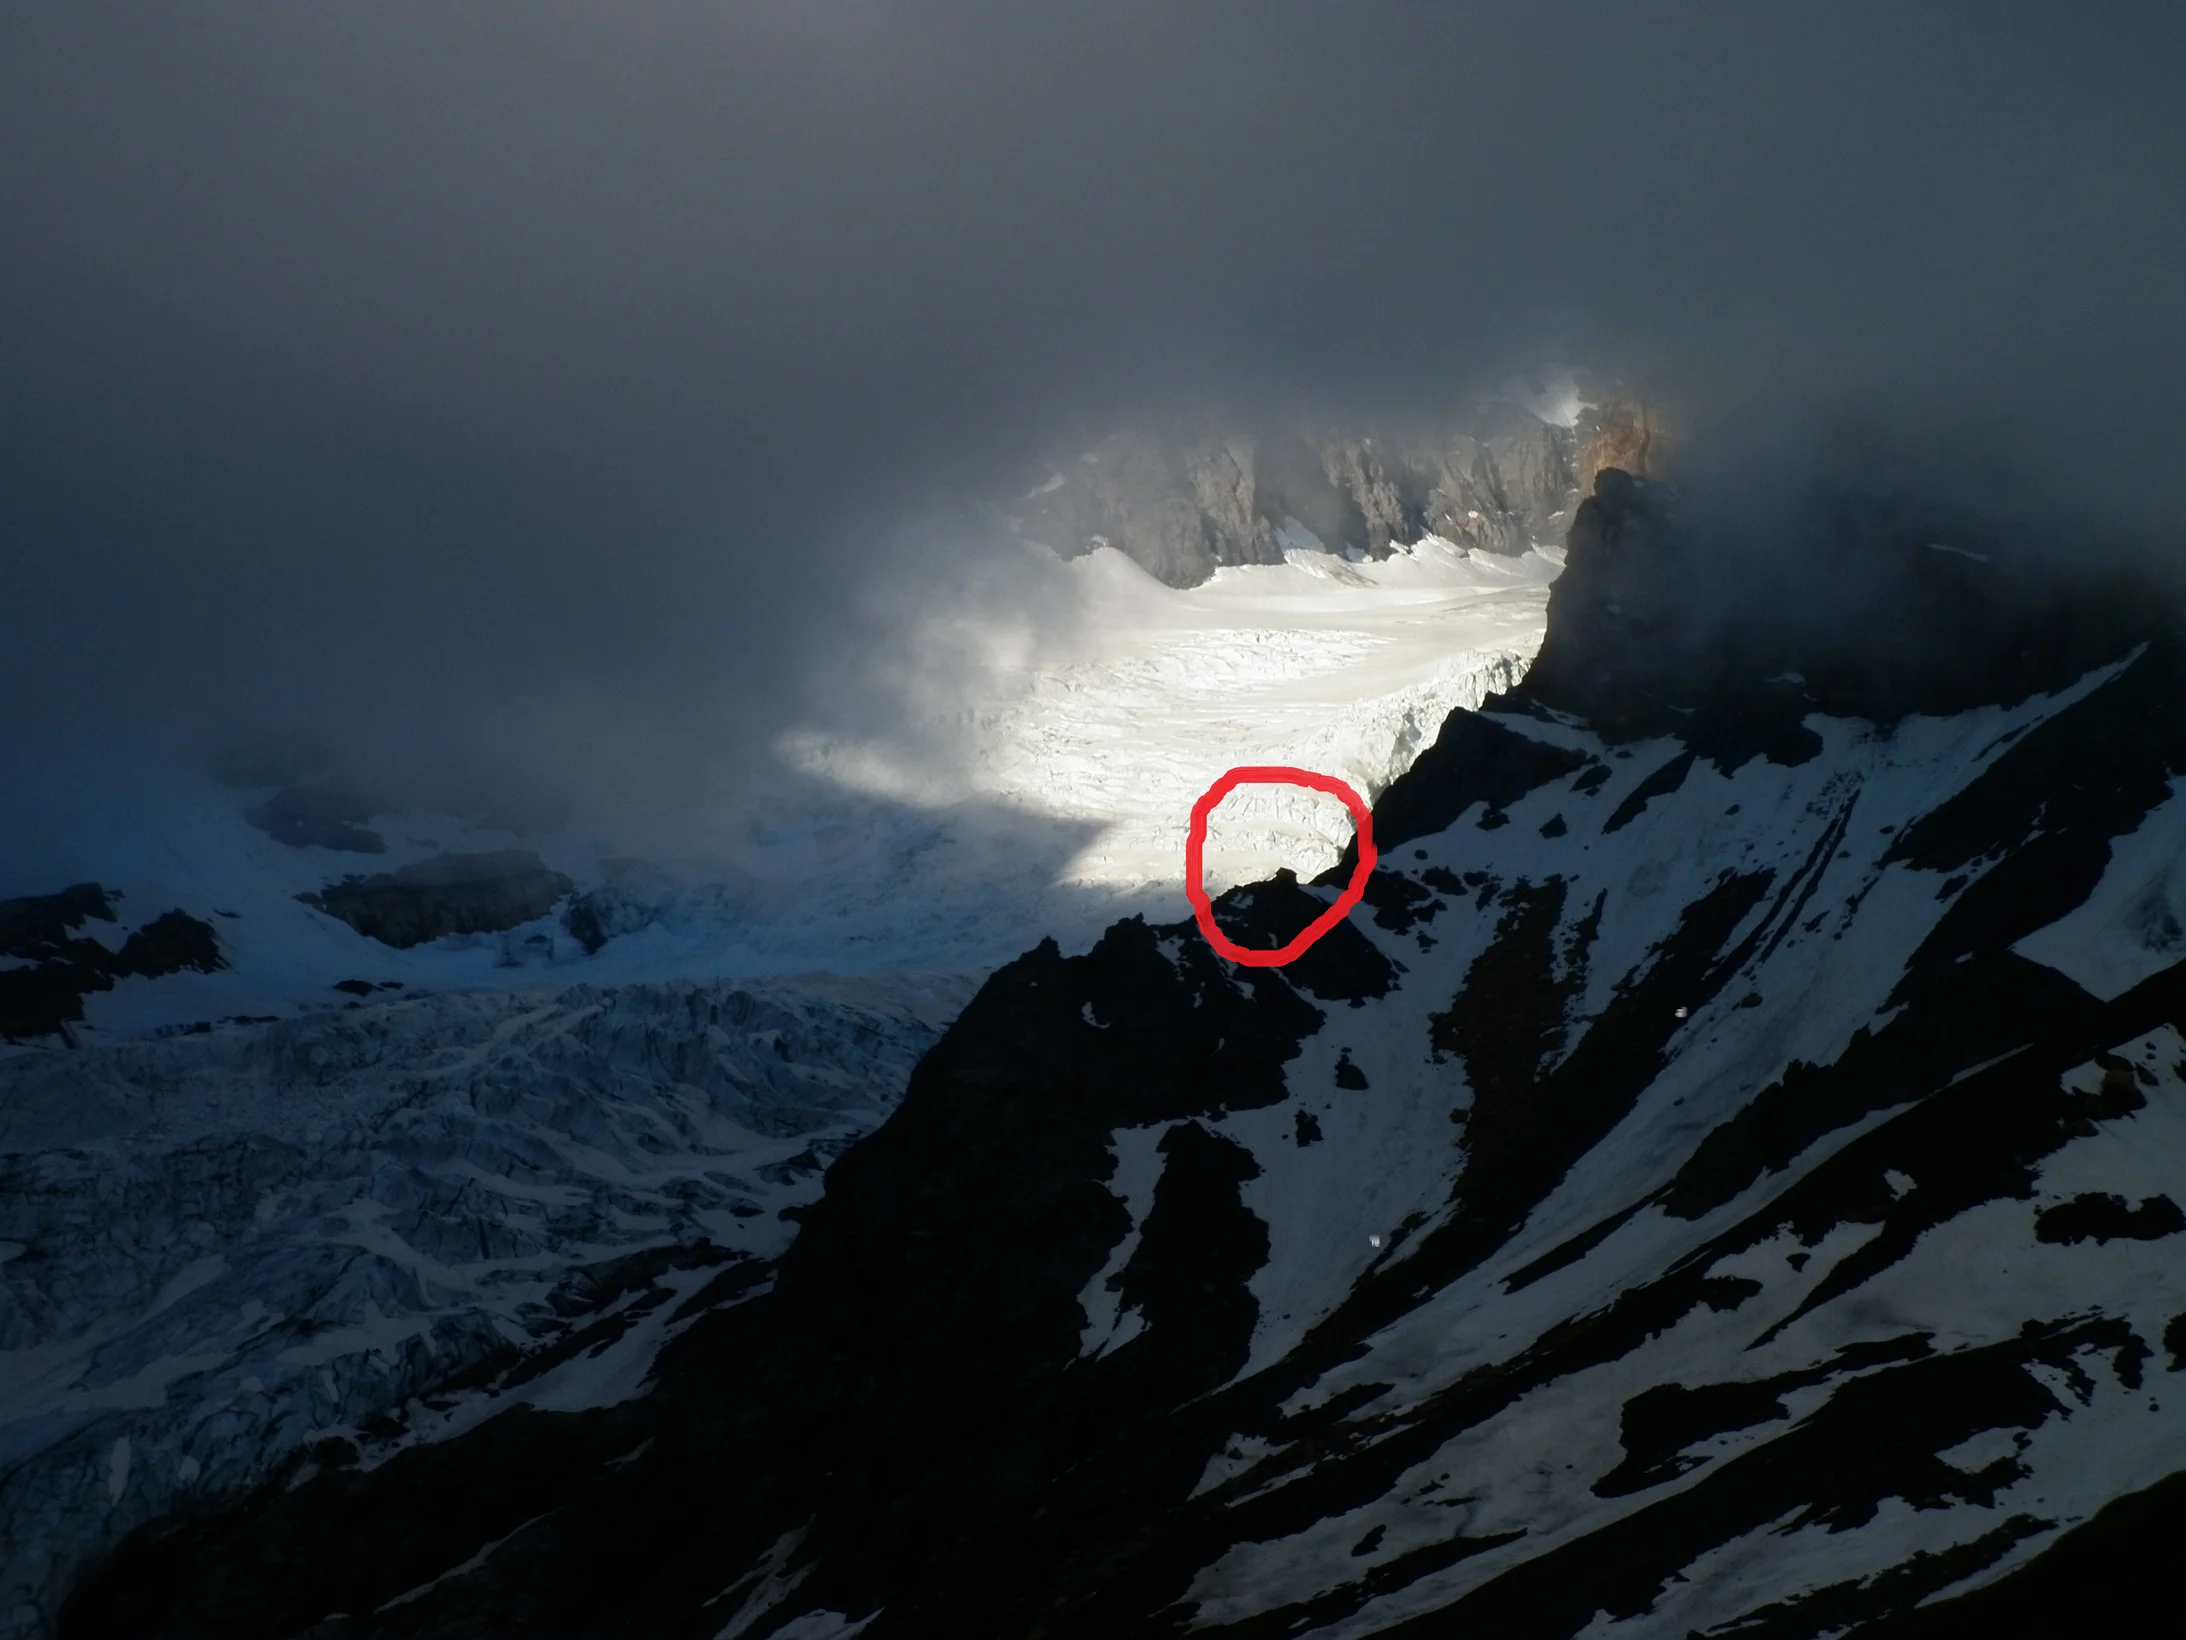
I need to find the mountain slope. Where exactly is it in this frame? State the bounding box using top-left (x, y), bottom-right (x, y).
top-left (55, 471), bottom-right (2186, 1638)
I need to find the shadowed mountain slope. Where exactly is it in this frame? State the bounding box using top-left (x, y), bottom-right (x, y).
top-left (57, 470), bottom-right (2186, 1640)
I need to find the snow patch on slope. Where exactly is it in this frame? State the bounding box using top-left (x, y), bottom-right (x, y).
top-left (2015, 774), bottom-right (2186, 998)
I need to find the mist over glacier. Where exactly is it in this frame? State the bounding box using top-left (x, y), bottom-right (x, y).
top-left (4, 1), bottom-right (2184, 840)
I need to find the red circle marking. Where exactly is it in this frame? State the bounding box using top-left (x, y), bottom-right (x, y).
top-left (1186, 766), bottom-right (1378, 967)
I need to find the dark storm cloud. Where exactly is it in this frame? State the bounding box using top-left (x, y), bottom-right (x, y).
top-left (3, 2), bottom-right (2182, 828)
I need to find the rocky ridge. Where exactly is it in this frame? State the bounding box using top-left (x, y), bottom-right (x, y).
top-left (1000, 389), bottom-right (1663, 586)
top-left (0, 888), bottom-right (225, 1044)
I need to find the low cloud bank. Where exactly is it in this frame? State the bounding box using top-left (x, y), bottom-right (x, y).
top-left (2, 2), bottom-right (2179, 850)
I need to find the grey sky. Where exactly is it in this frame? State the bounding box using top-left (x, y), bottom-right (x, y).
top-left (4, 2), bottom-right (2182, 828)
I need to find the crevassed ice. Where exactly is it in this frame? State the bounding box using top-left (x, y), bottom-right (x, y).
top-left (789, 539), bottom-right (1556, 901)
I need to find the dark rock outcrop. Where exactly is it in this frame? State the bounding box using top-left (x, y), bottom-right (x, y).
top-left (0, 883), bottom-right (119, 952)
top-left (243, 786), bottom-right (386, 852)
top-left (562, 890), bottom-right (623, 955)
top-left (298, 851), bottom-right (573, 948)
top-left (0, 887), bottom-right (226, 1042)
top-left (1207, 869), bottom-right (1396, 1003)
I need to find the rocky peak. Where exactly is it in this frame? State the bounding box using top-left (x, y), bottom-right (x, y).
top-left (297, 850), bottom-right (574, 950)
top-left (1518, 462), bottom-right (2161, 761)
top-left (999, 388), bottom-right (1661, 586)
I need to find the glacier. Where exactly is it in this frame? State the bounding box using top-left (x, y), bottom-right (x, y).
top-left (0, 973), bottom-right (969, 1631)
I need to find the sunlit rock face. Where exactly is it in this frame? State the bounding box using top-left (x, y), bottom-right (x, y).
top-left (52, 469), bottom-right (2186, 1640)
top-left (998, 384), bottom-right (1663, 586)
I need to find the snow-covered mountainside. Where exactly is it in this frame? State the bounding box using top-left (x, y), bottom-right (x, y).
top-left (57, 470), bottom-right (2186, 1638)
top-left (1, 536), bottom-right (1555, 1636)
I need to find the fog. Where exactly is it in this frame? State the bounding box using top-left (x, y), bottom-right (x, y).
top-left (4, 2), bottom-right (2182, 843)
